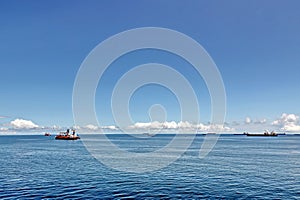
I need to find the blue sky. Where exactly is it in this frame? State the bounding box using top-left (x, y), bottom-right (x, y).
top-left (1, 0), bottom-right (300, 133)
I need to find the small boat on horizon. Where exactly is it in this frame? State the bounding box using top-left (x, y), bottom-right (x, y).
top-left (143, 132), bottom-right (155, 137)
top-left (44, 133), bottom-right (51, 136)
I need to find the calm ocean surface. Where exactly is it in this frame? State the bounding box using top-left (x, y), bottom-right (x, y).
top-left (0, 134), bottom-right (299, 199)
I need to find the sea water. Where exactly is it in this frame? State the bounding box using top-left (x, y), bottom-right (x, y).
top-left (0, 134), bottom-right (299, 199)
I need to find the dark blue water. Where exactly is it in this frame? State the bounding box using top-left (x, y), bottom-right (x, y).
top-left (0, 134), bottom-right (299, 199)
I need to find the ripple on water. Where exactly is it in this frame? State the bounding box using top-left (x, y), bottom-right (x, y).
top-left (0, 135), bottom-right (299, 199)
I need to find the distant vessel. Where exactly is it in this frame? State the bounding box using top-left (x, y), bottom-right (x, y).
top-left (245, 130), bottom-right (278, 137)
top-left (44, 133), bottom-right (51, 136)
top-left (199, 133), bottom-right (217, 135)
top-left (143, 132), bottom-right (155, 137)
top-left (55, 129), bottom-right (80, 140)
top-left (277, 133), bottom-right (286, 136)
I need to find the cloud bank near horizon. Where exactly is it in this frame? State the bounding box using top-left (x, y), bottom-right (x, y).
top-left (126, 121), bottom-right (233, 133)
top-left (1, 113), bottom-right (300, 134)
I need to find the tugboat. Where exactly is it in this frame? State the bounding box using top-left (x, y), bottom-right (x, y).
top-left (245, 130), bottom-right (278, 137)
top-left (55, 129), bottom-right (80, 140)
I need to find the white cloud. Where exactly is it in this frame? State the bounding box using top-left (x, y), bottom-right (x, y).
top-left (52, 125), bottom-right (62, 130)
top-left (245, 117), bottom-right (252, 124)
top-left (129, 121), bottom-right (179, 130)
top-left (85, 124), bottom-right (99, 130)
top-left (73, 125), bottom-right (81, 130)
top-left (281, 124), bottom-right (300, 132)
top-left (243, 117), bottom-right (267, 126)
top-left (0, 127), bottom-right (8, 131)
top-left (127, 121), bottom-right (234, 133)
top-left (74, 124), bottom-right (119, 132)
top-left (10, 119), bottom-right (38, 129)
top-left (102, 125), bottom-right (119, 131)
top-left (241, 117), bottom-right (267, 129)
top-left (272, 113), bottom-right (300, 132)
top-left (254, 119), bottom-right (267, 124)
top-left (272, 113), bottom-right (298, 126)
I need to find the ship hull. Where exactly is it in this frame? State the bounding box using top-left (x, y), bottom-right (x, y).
top-left (246, 134), bottom-right (278, 137)
top-left (55, 136), bottom-right (80, 140)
